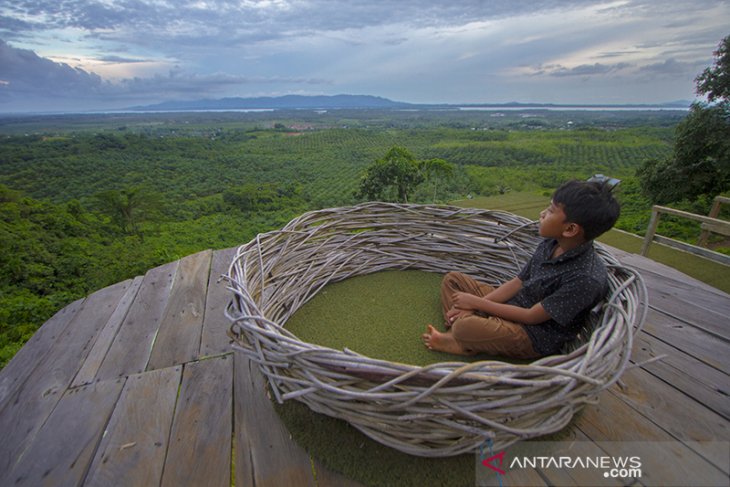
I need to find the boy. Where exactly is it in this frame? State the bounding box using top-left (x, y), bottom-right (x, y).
top-left (422, 179), bottom-right (620, 359)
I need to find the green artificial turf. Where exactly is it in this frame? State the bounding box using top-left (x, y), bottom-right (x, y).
top-left (279, 270), bottom-right (485, 487)
top-left (284, 270), bottom-right (488, 366)
top-left (274, 399), bottom-right (475, 487)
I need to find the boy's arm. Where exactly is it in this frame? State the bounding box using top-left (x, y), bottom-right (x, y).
top-left (446, 277), bottom-right (525, 323)
top-left (479, 300), bottom-right (551, 325)
top-left (484, 277), bottom-right (523, 303)
top-left (452, 292), bottom-right (551, 325)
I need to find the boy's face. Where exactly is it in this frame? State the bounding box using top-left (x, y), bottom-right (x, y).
top-left (539, 201), bottom-right (570, 238)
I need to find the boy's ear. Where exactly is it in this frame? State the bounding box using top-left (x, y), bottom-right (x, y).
top-left (562, 222), bottom-right (583, 238)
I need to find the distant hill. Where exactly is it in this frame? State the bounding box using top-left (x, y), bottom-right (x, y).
top-left (456, 100), bottom-right (693, 109)
top-left (129, 94), bottom-right (414, 111)
top-left (127, 94), bottom-right (693, 112)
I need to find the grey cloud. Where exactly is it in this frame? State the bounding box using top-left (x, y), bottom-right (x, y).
top-left (596, 50), bottom-right (641, 59)
top-left (0, 39), bottom-right (103, 99)
top-left (537, 57), bottom-right (706, 81)
top-left (2, 0), bottom-right (608, 41)
top-left (0, 0), bottom-right (650, 70)
top-left (637, 58), bottom-right (699, 78)
top-left (383, 37), bottom-right (409, 46)
top-left (538, 62), bottom-right (633, 77)
top-left (0, 39), bottom-right (330, 110)
top-left (1, 0), bottom-right (156, 31)
top-left (107, 71), bottom-right (330, 97)
top-left (98, 54), bottom-right (146, 63)
top-left (0, 15), bottom-right (34, 36)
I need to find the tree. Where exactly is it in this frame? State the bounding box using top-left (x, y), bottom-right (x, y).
top-left (224, 183), bottom-right (276, 211)
top-left (637, 35), bottom-right (730, 204)
top-left (419, 157), bottom-right (455, 201)
top-left (356, 146), bottom-right (424, 203)
top-left (95, 186), bottom-right (161, 237)
top-left (222, 182), bottom-right (304, 212)
top-left (696, 35), bottom-right (730, 103)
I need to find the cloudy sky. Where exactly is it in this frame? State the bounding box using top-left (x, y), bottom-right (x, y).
top-left (1, 0), bottom-right (728, 112)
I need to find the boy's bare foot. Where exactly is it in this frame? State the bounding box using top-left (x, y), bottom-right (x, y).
top-left (421, 325), bottom-right (471, 355)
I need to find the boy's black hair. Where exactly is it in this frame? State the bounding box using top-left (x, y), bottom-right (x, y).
top-left (552, 180), bottom-right (620, 241)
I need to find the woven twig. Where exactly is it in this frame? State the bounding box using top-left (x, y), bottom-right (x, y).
top-left (226, 202), bottom-right (648, 457)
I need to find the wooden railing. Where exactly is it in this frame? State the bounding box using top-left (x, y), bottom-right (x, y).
top-left (641, 196), bottom-right (730, 265)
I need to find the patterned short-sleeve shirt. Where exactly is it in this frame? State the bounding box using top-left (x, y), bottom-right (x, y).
top-left (508, 238), bottom-right (609, 356)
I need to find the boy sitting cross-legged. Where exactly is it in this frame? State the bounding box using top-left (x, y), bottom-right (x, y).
top-left (422, 179), bottom-right (620, 359)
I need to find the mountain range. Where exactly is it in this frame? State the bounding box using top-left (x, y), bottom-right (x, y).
top-left (128, 94), bottom-right (692, 111)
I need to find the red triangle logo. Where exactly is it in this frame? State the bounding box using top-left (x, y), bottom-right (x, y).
top-left (482, 451), bottom-right (506, 475)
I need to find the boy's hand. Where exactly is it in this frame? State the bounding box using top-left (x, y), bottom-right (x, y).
top-left (446, 307), bottom-right (469, 325)
top-left (451, 292), bottom-right (484, 311)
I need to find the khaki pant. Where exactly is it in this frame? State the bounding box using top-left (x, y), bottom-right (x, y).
top-left (441, 272), bottom-right (539, 359)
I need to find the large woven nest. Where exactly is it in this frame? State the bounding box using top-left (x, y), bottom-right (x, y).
top-left (226, 202), bottom-right (647, 457)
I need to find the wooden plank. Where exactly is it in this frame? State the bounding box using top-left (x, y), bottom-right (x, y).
top-left (0, 297), bottom-right (84, 407)
top-left (2, 378), bottom-right (125, 487)
top-left (84, 365), bottom-right (182, 487)
top-left (161, 355), bottom-right (232, 487)
top-left (577, 392), bottom-right (728, 486)
top-left (0, 280), bottom-right (131, 476)
top-left (200, 247), bottom-right (237, 357)
top-left (610, 365), bottom-right (729, 474)
top-left (652, 204), bottom-right (730, 228)
top-left (520, 429), bottom-right (624, 487)
top-left (95, 260), bottom-right (178, 381)
top-left (485, 457), bottom-right (548, 487)
top-left (642, 308), bottom-right (730, 375)
top-left (637, 261), bottom-right (730, 315)
top-left (652, 235), bottom-right (730, 266)
top-left (72, 276), bottom-right (144, 387)
top-left (632, 332), bottom-right (730, 420)
top-left (632, 269), bottom-right (730, 341)
top-left (147, 250), bottom-right (212, 370)
top-left (234, 351), bottom-right (315, 487)
top-left (617, 251), bottom-right (729, 299)
top-left (499, 468), bottom-right (548, 487)
top-left (700, 221), bottom-right (730, 238)
top-left (699, 197), bottom-right (727, 246)
top-left (640, 207), bottom-right (660, 257)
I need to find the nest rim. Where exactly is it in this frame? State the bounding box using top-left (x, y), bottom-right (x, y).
top-left (226, 202), bottom-right (648, 457)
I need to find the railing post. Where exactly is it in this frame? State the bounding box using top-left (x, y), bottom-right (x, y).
top-left (698, 196), bottom-right (724, 247)
top-left (641, 207), bottom-right (661, 256)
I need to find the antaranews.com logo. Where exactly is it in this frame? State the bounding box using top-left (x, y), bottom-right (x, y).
top-left (491, 453), bottom-right (641, 478)
top-left (476, 440), bottom-right (729, 487)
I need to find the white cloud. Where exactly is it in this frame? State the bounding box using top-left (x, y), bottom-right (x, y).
top-left (48, 54), bottom-right (176, 80)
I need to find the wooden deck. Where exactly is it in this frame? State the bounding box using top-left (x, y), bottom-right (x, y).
top-left (0, 246), bottom-right (728, 486)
